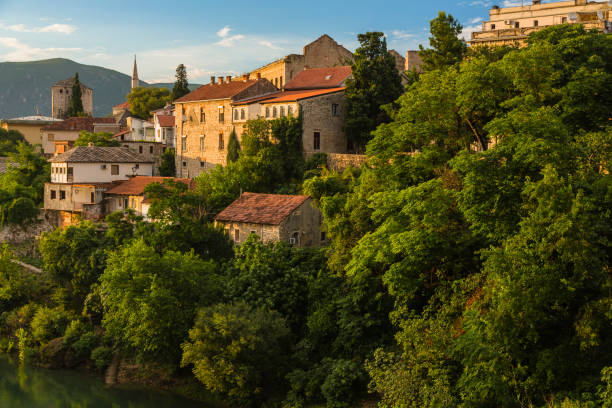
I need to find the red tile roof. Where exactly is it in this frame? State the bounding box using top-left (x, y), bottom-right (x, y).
top-left (104, 176), bottom-right (194, 196)
top-left (113, 101), bottom-right (130, 110)
top-left (113, 129), bottom-right (130, 137)
top-left (284, 66), bottom-right (351, 90)
top-left (175, 80), bottom-right (259, 103)
top-left (157, 115), bottom-right (175, 127)
top-left (260, 88), bottom-right (344, 104)
top-left (42, 117), bottom-right (117, 131)
top-left (215, 192), bottom-right (310, 225)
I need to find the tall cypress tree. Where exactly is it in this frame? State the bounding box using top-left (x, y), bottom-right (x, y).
top-left (67, 72), bottom-right (85, 117)
top-left (226, 128), bottom-right (240, 163)
top-left (418, 11), bottom-right (467, 71)
top-left (172, 64), bottom-right (190, 101)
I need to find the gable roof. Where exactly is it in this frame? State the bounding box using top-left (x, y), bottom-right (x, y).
top-left (104, 176), bottom-right (193, 196)
top-left (215, 192), bottom-right (310, 225)
top-left (157, 115), bottom-right (175, 127)
top-left (260, 87), bottom-right (344, 104)
top-left (48, 146), bottom-right (153, 163)
top-left (175, 79), bottom-right (259, 103)
top-left (41, 117), bottom-right (117, 132)
top-left (284, 66), bottom-right (352, 90)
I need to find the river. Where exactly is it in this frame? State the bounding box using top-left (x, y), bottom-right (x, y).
top-left (0, 356), bottom-right (207, 407)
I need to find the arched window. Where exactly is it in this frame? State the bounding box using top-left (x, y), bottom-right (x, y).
top-left (234, 109), bottom-right (239, 120)
top-left (273, 107), bottom-right (277, 118)
top-left (241, 108), bottom-right (245, 120)
top-left (265, 107), bottom-right (270, 118)
top-left (280, 106), bottom-right (285, 117)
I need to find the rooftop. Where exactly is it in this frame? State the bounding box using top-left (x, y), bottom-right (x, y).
top-left (260, 87), bottom-right (345, 104)
top-left (215, 192), bottom-right (310, 225)
top-left (1, 115), bottom-right (62, 125)
top-left (104, 176), bottom-right (194, 196)
top-left (48, 146), bottom-right (153, 163)
top-left (113, 101), bottom-right (130, 110)
top-left (284, 66), bottom-right (352, 90)
top-left (42, 117), bottom-right (117, 132)
top-left (157, 115), bottom-right (175, 127)
top-left (53, 77), bottom-right (92, 90)
top-left (175, 79), bottom-right (260, 103)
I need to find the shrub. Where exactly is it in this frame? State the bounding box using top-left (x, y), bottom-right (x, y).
top-left (91, 346), bottom-right (113, 370)
top-left (31, 306), bottom-right (70, 344)
top-left (320, 359), bottom-right (366, 408)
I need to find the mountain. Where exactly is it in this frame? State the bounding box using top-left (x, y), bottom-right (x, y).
top-left (0, 58), bottom-right (201, 119)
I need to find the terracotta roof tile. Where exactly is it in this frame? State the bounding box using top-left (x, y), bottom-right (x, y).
top-left (113, 101), bottom-right (130, 110)
top-left (48, 146), bottom-right (153, 163)
top-left (157, 115), bottom-right (175, 127)
top-left (284, 66), bottom-right (351, 90)
top-left (104, 176), bottom-right (194, 196)
top-left (175, 80), bottom-right (258, 103)
top-left (42, 117), bottom-right (117, 131)
top-left (215, 192), bottom-right (310, 225)
top-left (260, 88), bottom-right (344, 104)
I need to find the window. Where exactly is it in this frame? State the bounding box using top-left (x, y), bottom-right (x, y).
top-left (234, 109), bottom-right (239, 120)
top-left (117, 198), bottom-right (122, 208)
top-left (332, 104), bottom-right (339, 117)
top-left (515, 21), bottom-right (520, 28)
top-left (280, 76), bottom-right (283, 88)
top-left (111, 165), bottom-right (119, 175)
top-left (218, 133), bottom-right (224, 150)
top-left (234, 229), bottom-right (240, 241)
top-left (562, 16), bottom-right (567, 23)
top-left (181, 135), bottom-right (187, 151)
top-left (59, 190), bottom-right (66, 200)
top-left (48, 134), bottom-right (55, 141)
top-left (273, 107), bottom-right (277, 118)
top-left (149, 146), bottom-right (153, 154)
top-left (139, 146), bottom-right (143, 154)
top-left (91, 192), bottom-right (95, 203)
top-left (290, 231), bottom-right (299, 245)
top-left (491, 23), bottom-right (496, 29)
top-left (134, 163), bottom-right (139, 169)
top-left (280, 106), bottom-right (285, 117)
top-left (219, 108), bottom-right (225, 123)
top-left (240, 108), bottom-right (245, 120)
top-left (534, 20), bottom-right (538, 27)
top-left (200, 161), bottom-right (206, 167)
top-left (313, 132), bottom-right (321, 150)
top-left (183, 161), bottom-right (187, 167)
top-left (50, 190), bottom-right (56, 199)
top-left (265, 107), bottom-right (270, 118)
top-left (274, 78), bottom-right (278, 87)
top-left (200, 108), bottom-right (205, 122)
top-left (288, 106), bottom-right (293, 116)
top-left (321, 231), bottom-right (326, 241)
top-left (200, 135), bottom-right (205, 151)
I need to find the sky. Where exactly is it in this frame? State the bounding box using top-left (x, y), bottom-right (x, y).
top-left (0, 0), bottom-right (555, 83)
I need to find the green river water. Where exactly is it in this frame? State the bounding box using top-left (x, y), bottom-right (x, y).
top-left (0, 356), bottom-right (207, 407)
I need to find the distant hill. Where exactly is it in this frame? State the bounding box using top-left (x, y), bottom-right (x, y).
top-left (0, 58), bottom-right (201, 119)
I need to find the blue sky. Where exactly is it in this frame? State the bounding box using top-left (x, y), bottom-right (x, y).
top-left (0, 0), bottom-right (550, 83)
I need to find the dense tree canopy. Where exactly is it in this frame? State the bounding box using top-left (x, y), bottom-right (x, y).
top-left (127, 87), bottom-right (172, 120)
top-left (73, 131), bottom-right (119, 147)
top-left (0, 128), bottom-right (27, 156)
top-left (419, 11), bottom-right (467, 71)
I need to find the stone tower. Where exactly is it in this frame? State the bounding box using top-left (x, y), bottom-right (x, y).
top-left (51, 77), bottom-right (93, 119)
top-left (131, 55), bottom-right (139, 89)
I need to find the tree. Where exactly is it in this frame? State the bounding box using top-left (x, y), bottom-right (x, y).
top-left (0, 128), bottom-right (27, 156)
top-left (158, 148), bottom-right (176, 176)
top-left (101, 239), bottom-right (222, 362)
top-left (171, 64), bottom-right (190, 100)
top-left (226, 128), bottom-right (240, 163)
top-left (418, 12), bottom-right (467, 71)
top-left (127, 87), bottom-right (171, 120)
top-left (66, 72), bottom-right (85, 118)
top-left (181, 302), bottom-right (291, 405)
top-left (343, 32), bottom-right (403, 152)
top-left (73, 131), bottom-right (119, 147)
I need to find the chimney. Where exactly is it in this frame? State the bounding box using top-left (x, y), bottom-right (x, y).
top-left (256, 73), bottom-right (261, 80)
top-left (210, 76), bottom-right (216, 84)
top-left (218, 77), bottom-right (224, 84)
top-left (533, 0), bottom-right (541, 4)
top-left (242, 73), bottom-right (249, 81)
top-left (88, 142), bottom-right (94, 147)
top-left (226, 75), bottom-right (232, 83)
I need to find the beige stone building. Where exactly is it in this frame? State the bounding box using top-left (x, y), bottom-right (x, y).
top-left (1, 115), bottom-right (61, 148)
top-left (470, 0), bottom-right (612, 47)
top-left (173, 77), bottom-right (278, 178)
top-left (215, 192), bottom-right (326, 247)
top-left (405, 50), bottom-right (423, 73)
top-left (51, 77), bottom-right (93, 119)
top-left (250, 34), bottom-right (353, 89)
top-left (41, 117), bottom-right (121, 157)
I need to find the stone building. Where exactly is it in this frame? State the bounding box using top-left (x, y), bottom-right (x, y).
top-left (44, 146), bottom-right (154, 226)
top-left (250, 34), bottom-right (354, 89)
top-left (51, 77), bottom-right (93, 119)
top-left (405, 50), bottom-right (423, 73)
top-left (173, 77), bottom-right (278, 178)
top-left (41, 117), bottom-right (121, 157)
top-left (215, 192), bottom-right (326, 247)
top-left (1, 115), bottom-right (61, 148)
top-left (470, 0), bottom-right (611, 47)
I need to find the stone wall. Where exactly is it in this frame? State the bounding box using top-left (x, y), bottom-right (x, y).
top-left (326, 153), bottom-right (367, 172)
top-left (51, 85), bottom-right (93, 119)
top-left (300, 91), bottom-right (347, 155)
top-left (250, 54), bottom-right (305, 89)
top-left (278, 198), bottom-right (325, 247)
top-left (303, 35), bottom-right (354, 69)
top-left (0, 210), bottom-right (58, 245)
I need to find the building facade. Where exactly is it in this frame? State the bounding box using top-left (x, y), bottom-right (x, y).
top-left (51, 77), bottom-right (93, 119)
top-left (470, 0), bottom-right (612, 47)
top-left (215, 192), bottom-right (326, 247)
top-left (1, 116), bottom-right (62, 148)
top-left (41, 117), bottom-right (120, 157)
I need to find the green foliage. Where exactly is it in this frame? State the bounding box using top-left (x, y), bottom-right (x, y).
top-left (90, 346), bottom-right (113, 370)
top-left (100, 239), bottom-right (222, 362)
top-left (0, 127), bottom-right (28, 156)
top-left (127, 87), bottom-right (171, 120)
top-left (171, 64), bottom-right (190, 101)
top-left (0, 245), bottom-right (44, 313)
top-left (418, 11), bottom-right (467, 71)
top-left (181, 302), bottom-right (291, 405)
top-left (344, 32), bottom-right (403, 152)
top-left (73, 131), bottom-right (119, 147)
top-left (226, 128), bottom-right (240, 163)
top-left (30, 306), bottom-right (70, 344)
top-left (158, 148), bottom-right (176, 176)
top-left (66, 72), bottom-right (85, 118)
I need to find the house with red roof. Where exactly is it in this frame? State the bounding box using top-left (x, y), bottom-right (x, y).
top-left (215, 192), bottom-right (326, 247)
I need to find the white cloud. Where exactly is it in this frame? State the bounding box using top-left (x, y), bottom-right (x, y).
top-left (392, 30), bottom-right (415, 39)
top-left (0, 22), bottom-right (76, 34)
top-left (217, 25), bottom-right (231, 38)
top-left (0, 37), bottom-right (81, 60)
top-left (460, 25), bottom-right (481, 41)
top-left (258, 40), bottom-right (280, 50)
top-left (214, 25), bottom-right (245, 47)
top-left (470, 17), bottom-right (483, 24)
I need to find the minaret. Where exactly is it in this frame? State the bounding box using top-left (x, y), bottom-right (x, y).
top-left (131, 55), bottom-right (139, 89)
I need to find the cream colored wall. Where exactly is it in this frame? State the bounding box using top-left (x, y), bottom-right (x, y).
top-left (2, 123), bottom-right (44, 147)
top-left (51, 162), bottom-right (152, 183)
top-left (41, 130), bottom-right (80, 155)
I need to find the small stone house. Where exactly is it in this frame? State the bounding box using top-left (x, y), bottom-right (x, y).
top-left (215, 192), bottom-right (326, 247)
top-left (41, 117), bottom-right (121, 157)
